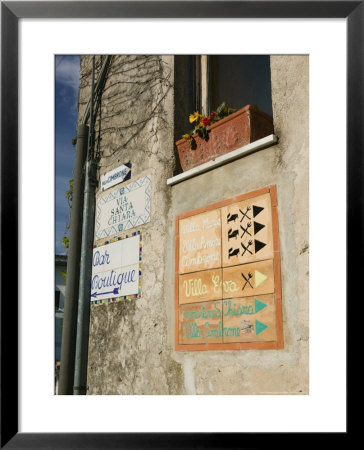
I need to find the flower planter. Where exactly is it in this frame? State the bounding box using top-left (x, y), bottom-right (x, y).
top-left (176, 105), bottom-right (274, 172)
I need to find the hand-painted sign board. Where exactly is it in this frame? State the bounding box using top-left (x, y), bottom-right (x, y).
top-left (221, 193), bottom-right (273, 266)
top-left (179, 268), bottom-right (223, 305)
top-left (179, 209), bottom-right (222, 274)
top-left (222, 259), bottom-right (274, 298)
top-left (91, 231), bottom-right (142, 305)
top-left (175, 185), bottom-right (283, 351)
top-left (94, 175), bottom-right (151, 240)
top-left (100, 162), bottom-right (132, 191)
top-left (179, 295), bottom-right (276, 345)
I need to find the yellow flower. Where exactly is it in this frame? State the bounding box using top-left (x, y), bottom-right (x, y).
top-left (189, 111), bottom-right (200, 123)
top-left (182, 134), bottom-right (192, 141)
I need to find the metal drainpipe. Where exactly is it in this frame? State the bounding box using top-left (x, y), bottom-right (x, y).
top-left (73, 56), bottom-right (97, 395)
top-left (58, 124), bottom-right (89, 395)
top-left (58, 55), bottom-right (111, 395)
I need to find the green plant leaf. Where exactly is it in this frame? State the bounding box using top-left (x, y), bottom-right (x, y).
top-left (61, 236), bottom-right (69, 249)
top-left (216, 102), bottom-right (226, 116)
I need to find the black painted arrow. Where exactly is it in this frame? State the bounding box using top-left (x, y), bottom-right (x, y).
top-left (254, 239), bottom-right (266, 253)
top-left (253, 221), bottom-right (265, 235)
top-left (253, 205), bottom-right (264, 218)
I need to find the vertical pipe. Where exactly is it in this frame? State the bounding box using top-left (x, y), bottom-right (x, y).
top-left (73, 57), bottom-right (96, 395)
top-left (73, 159), bottom-right (97, 394)
top-left (58, 124), bottom-right (89, 395)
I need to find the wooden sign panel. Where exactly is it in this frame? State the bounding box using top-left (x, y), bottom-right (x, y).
top-left (221, 193), bottom-right (273, 266)
top-left (179, 209), bottom-right (221, 274)
top-left (175, 186), bottom-right (283, 351)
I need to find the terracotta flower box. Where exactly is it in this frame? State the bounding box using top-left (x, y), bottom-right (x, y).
top-left (176, 105), bottom-right (274, 172)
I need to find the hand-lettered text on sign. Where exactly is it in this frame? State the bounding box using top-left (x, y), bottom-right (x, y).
top-left (175, 187), bottom-right (283, 350)
top-left (179, 209), bottom-right (222, 274)
top-left (91, 233), bottom-right (142, 305)
top-left (179, 269), bottom-right (222, 305)
top-left (222, 294), bottom-right (277, 343)
top-left (178, 294), bottom-right (276, 345)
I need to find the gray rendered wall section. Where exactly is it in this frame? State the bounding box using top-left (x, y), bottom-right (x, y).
top-left (83, 55), bottom-right (308, 395)
top-left (166, 55), bottom-right (309, 394)
top-left (82, 55), bottom-right (183, 395)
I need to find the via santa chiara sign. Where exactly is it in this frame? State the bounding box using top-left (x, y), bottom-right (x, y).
top-left (100, 162), bottom-right (132, 191)
top-left (94, 175), bottom-right (151, 240)
top-left (91, 232), bottom-right (142, 305)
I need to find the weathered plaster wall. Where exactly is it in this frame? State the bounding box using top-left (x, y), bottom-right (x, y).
top-left (166, 55), bottom-right (309, 394)
top-left (80, 55), bottom-right (308, 395)
top-left (79, 55), bottom-right (184, 394)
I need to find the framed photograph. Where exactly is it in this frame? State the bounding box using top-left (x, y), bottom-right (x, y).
top-left (1, 0), bottom-right (357, 447)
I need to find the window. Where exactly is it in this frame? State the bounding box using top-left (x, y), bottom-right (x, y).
top-left (201, 55), bottom-right (273, 117)
top-left (173, 55), bottom-right (274, 175)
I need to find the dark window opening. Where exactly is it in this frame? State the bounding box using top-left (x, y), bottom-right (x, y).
top-left (208, 55), bottom-right (273, 117)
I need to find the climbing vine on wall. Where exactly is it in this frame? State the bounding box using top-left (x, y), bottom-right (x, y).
top-left (62, 56), bottom-right (173, 279)
top-left (60, 178), bottom-right (74, 280)
top-left (78, 55), bottom-right (173, 169)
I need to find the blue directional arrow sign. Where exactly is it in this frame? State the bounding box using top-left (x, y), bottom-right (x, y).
top-left (91, 287), bottom-right (119, 298)
top-left (255, 319), bottom-right (268, 335)
top-left (254, 298), bottom-right (267, 313)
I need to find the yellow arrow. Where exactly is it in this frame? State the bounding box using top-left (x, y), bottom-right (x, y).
top-left (255, 270), bottom-right (267, 287)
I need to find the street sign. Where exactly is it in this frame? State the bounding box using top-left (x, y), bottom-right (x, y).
top-left (91, 231), bottom-right (142, 305)
top-left (100, 162), bottom-right (132, 191)
top-left (94, 175), bottom-right (151, 240)
top-left (175, 186), bottom-right (283, 350)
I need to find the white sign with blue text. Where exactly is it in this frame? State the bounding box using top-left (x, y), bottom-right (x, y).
top-left (100, 163), bottom-right (131, 191)
top-left (90, 234), bottom-right (140, 302)
top-left (94, 175), bottom-right (151, 240)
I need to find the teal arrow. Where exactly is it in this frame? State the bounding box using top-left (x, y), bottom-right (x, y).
top-left (254, 298), bottom-right (267, 314)
top-left (255, 319), bottom-right (268, 335)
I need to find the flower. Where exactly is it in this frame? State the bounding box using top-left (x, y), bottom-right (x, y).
top-left (182, 102), bottom-right (236, 150)
top-left (202, 116), bottom-right (211, 126)
top-left (189, 111), bottom-right (200, 123)
top-left (182, 134), bottom-right (192, 141)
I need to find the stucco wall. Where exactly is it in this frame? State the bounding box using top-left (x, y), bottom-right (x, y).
top-left (80, 55), bottom-right (308, 395)
top-left (80, 56), bottom-right (183, 395)
top-left (166, 55), bottom-right (309, 394)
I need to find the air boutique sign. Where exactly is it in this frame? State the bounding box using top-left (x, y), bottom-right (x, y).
top-left (90, 231), bottom-right (142, 305)
top-left (175, 186), bottom-right (283, 351)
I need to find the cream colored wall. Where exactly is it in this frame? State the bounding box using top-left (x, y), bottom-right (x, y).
top-left (166, 55), bottom-right (309, 394)
top-left (82, 55), bottom-right (309, 395)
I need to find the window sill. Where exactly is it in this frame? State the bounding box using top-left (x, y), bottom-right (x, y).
top-left (167, 134), bottom-right (278, 186)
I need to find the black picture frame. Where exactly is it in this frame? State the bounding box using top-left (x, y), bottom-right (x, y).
top-left (1, 1), bottom-right (356, 448)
